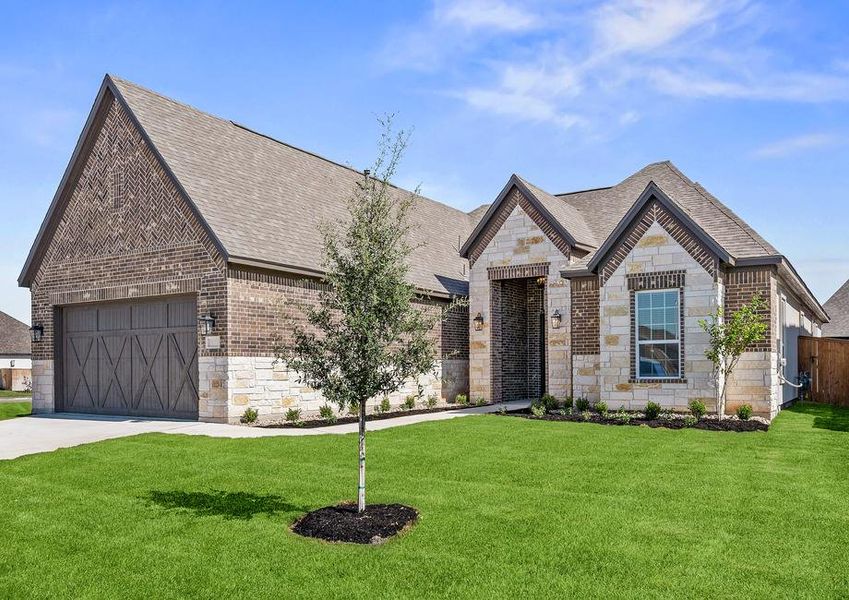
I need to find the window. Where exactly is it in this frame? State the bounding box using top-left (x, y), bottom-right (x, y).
top-left (635, 289), bottom-right (681, 379)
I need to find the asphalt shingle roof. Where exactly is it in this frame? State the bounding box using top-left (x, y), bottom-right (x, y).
top-left (822, 279), bottom-right (849, 337)
top-left (552, 161), bottom-right (779, 261)
top-left (0, 311), bottom-right (30, 356)
top-left (111, 76), bottom-right (474, 297)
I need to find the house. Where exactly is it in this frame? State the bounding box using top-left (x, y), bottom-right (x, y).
top-left (462, 166), bottom-right (826, 418)
top-left (19, 75), bottom-right (471, 422)
top-left (822, 279), bottom-right (849, 338)
top-left (0, 311), bottom-right (32, 392)
top-left (20, 74), bottom-right (825, 422)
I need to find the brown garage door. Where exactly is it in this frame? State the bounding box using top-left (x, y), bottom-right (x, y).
top-left (60, 297), bottom-right (199, 419)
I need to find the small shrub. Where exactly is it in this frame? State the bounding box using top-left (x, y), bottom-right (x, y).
top-left (564, 396), bottom-right (574, 409)
top-left (375, 397), bottom-right (391, 415)
top-left (689, 399), bottom-right (706, 420)
top-left (541, 393), bottom-right (560, 411)
top-left (319, 404), bottom-right (337, 423)
top-left (594, 400), bottom-right (608, 416)
top-left (402, 396), bottom-right (416, 411)
top-left (347, 400), bottom-right (360, 416)
top-left (581, 410), bottom-right (592, 421)
top-left (426, 394), bottom-right (438, 409)
top-left (615, 408), bottom-right (631, 424)
top-left (531, 403), bottom-right (546, 417)
top-left (285, 408), bottom-right (302, 425)
top-left (475, 396), bottom-right (487, 406)
top-left (683, 415), bottom-right (698, 428)
top-left (240, 407), bottom-right (258, 424)
top-left (575, 397), bottom-right (591, 411)
top-left (454, 393), bottom-right (468, 405)
top-left (644, 401), bottom-right (662, 421)
top-left (736, 404), bottom-right (753, 420)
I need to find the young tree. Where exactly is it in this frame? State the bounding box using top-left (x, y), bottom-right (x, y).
top-left (699, 294), bottom-right (768, 419)
top-left (276, 119), bottom-right (461, 513)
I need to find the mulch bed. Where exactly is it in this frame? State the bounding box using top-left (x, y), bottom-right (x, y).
top-left (254, 403), bottom-right (492, 429)
top-left (291, 503), bottom-right (418, 544)
top-left (502, 409), bottom-right (769, 432)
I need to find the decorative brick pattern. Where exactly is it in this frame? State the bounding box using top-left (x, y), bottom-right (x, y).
top-left (28, 93), bottom-right (227, 415)
top-left (570, 276), bottom-right (600, 355)
top-left (468, 188), bottom-right (571, 266)
top-left (488, 262), bottom-right (549, 281)
top-left (600, 200), bottom-right (717, 284)
top-left (724, 266), bottom-right (774, 352)
top-left (627, 270), bottom-right (687, 383)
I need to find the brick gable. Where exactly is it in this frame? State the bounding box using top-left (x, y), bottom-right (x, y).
top-left (30, 94), bottom-right (227, 360)
top-left (467, 187), bottom-right (571, 267)
top-left (598, 200), bottom-right (718, 285)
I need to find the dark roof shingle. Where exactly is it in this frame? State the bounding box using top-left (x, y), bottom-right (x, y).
top-left (0, 311), bottom-right (30, 356)
top-left (110, 76), bottom-right (474, 296)
top-left (823, 279), bottom-right (849, 337)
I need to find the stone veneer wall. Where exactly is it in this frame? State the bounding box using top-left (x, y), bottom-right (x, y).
top-left (27, 93), bottom-right (228, 420)
top-left (597, 221), bottom-right (720, 412)
top-left (468, 189), bottom-right (571, 402)
top-left (223, 267), bottom-right (468, 422)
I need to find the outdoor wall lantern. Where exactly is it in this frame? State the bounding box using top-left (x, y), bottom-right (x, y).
top-left (198, 314), bottom-right (216, 335)
top-left (550, 309), bottom-right (562, 329)
top-left (473, 312), bottom-right (485, 331)
top-left (29, 325), bottom-right (43, 343)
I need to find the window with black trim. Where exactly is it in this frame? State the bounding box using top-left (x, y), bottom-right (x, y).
top-left (635, 289), bottom-right (681, 379)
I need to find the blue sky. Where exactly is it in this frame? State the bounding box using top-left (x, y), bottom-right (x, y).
top-left (1, 0), bottom-right (848, 324)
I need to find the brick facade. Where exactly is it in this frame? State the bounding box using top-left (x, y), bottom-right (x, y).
top-left (26, 92), bottom-right (469, 423)
top-left (570, 276), bottom-right (599, 355)
top-left (723, 266), bottom-right (774, 352)
top-left (27, 93), bottom-right (228, 419)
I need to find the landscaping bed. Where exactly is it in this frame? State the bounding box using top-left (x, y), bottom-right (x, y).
top-left (291, 503), bottom-right (418, 544)
top-left (252, 402), bottom-right (493, 428)
top-left (503, 408), bottom-right (769, 432)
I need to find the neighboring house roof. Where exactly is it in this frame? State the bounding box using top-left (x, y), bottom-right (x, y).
top-left (19, 75), bottom-right (474, 297)
top-left (0, 311), bottom-right (31, 357)
top-left (822, 279), bottom-right (849, 337)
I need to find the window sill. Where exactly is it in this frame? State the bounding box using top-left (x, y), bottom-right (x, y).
top-left (629, 378), bottom-right (688, 384)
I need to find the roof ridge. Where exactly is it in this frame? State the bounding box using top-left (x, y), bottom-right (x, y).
top-left (661, 161), bottom-right (774, 256)
top-left (555, 185), bottom-right (612, 197)
top-left (110, 74), bottom-right (471, 220)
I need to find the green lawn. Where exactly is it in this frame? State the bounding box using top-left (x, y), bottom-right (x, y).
top-left (0, 390), bottom-right (31, 399)
top-left (0, 401), bottom-right (30, 420)
top-left (1, 403), bottom-right (848, 599)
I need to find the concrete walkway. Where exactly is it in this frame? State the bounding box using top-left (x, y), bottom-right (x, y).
top-left (0, 401), bottom-right (527, 460)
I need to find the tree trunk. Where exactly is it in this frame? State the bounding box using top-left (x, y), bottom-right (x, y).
top-left (357, 399), bottom-right (366, 513)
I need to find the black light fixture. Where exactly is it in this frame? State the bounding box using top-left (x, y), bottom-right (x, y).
top-left (550, 309), bottom-right (562, 329)
top-left (198, 314), bottom-right (215, 335)
top-left (473, 312), bottom-right (484, 332)
top-left (29, 325), bottom-right (43, 343)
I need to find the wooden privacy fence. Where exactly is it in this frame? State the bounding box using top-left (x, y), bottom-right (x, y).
top-left (798, 336), bottom-right (849, 407)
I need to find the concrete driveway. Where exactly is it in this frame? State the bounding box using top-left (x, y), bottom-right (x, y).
top-left (0, 401), bottom-right (527, 460)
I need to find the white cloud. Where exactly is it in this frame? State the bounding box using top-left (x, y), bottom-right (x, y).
top-left (751, 133), bottom-right (841, 158)
top-left (435, 0), bottom-right (540, 32)
top-left (593, 0), bottom-right (735, 55)
top-left (380, 0), bottom-right (849, 131)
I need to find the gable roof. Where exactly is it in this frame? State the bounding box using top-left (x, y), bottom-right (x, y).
top-left (20, 75), bottom-right (474, 297)
top-left (0, 311), bottom-right (30, 356)
top-left (822, 279), bottom-right (849, 337)
top-left (463, 161), bottom-right (826, 321)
